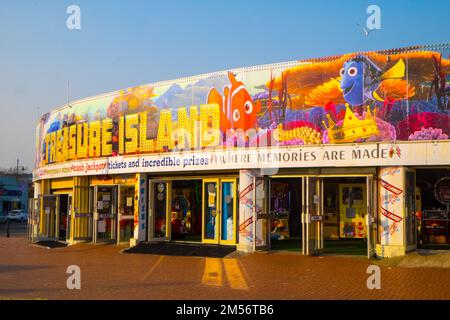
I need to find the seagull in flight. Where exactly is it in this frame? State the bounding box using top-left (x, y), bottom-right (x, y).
top-left (357, 23), bottom-right (374, 37)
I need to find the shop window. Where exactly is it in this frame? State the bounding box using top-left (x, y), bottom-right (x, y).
top-left (417, 169), bottom-right (450, 245)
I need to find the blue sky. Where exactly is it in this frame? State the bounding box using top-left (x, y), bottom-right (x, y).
top-left (0, 0), bottom-right (449, 169)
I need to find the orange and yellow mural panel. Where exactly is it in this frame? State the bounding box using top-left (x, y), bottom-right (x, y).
top-left (35, 45), bottom-right (450, 168)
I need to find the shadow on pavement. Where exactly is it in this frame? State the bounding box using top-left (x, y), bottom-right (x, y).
top-left (124, 242), bottom-right (236, 258)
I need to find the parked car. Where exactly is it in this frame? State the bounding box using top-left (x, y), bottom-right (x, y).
top-left (7, 209), bottom-right (28, 222)
top-left (0, 213), bottom-right (7, 224)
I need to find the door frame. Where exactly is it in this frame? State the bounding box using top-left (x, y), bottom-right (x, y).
top-left (148, 179), bottom-right (171, 242)
top-left (218, 178), bottom-right (237, 246)
top-left (266, 175), bottom-right (320, 255)
top-left (253, 176), bottom-right (271, 251)
top-left (202, 178), bottom-right (220, 245)
top-left (92, 185), bottom-right (118, 243)
top-left (269, 173), bottom-right (375, 257)
top-left (51, 192), bottom-right (72, 242)
top-left (404, 167), bottom-right (417, 251)
top-left (303, 176), bottom-right (322, 256)
top-left (72, 185), bottom-right (94, 243)
top-left (37, 194), bottom-right (59, 241)
top-left (27, 198), bottom-right (40, 242)
top-left (117, 184), bottom-right (135, 244)
top-left (202, 178), bottom-right (237, 245)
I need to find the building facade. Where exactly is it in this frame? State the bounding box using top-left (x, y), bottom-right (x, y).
top-left (31, 44), bottom-right (450, 258)
top-left (0, 174), bottom-right (31, 214)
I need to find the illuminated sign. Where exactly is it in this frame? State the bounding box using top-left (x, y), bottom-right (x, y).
top-left (43, 104), bottom-right (221, 164)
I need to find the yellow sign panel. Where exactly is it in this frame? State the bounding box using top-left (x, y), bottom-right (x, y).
top-left (43, 104), bottom-right (220, 165)
top-left (51, 177), bottom-right (74, 190)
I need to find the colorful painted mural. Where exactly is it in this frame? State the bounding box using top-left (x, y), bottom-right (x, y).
top-left (379, 167), bottom-right (404, 246)
top-left (35, 44), bottom-right (450, 168)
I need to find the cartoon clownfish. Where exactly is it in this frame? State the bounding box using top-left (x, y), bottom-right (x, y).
top-left (207, 72), bottom-right (261, 132)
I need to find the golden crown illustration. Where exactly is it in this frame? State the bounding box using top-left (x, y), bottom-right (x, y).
top-left (323, 104), bottom-right (378, 143)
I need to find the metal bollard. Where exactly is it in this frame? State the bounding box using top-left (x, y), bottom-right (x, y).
top-left (6, 219), bottom-right (10, 238)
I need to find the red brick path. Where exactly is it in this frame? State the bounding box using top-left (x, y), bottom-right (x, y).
top-left (0, 238), bottom-right (449, 300)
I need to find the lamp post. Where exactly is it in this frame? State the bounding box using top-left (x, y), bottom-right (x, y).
top-left (16, 158), bottom-right (19, 182)
top-left (16, 158), bottom-right (25, 182)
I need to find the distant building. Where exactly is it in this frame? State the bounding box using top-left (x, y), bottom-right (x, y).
top-left (0, 174), bottom-right (32, 213)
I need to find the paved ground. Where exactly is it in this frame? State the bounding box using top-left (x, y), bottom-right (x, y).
top-left (0, 223), bottom-right (449, 300)
top-left (0, 221), bottom-right (28, 238)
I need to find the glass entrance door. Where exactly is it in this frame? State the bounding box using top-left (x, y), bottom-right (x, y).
top-left (254, 176), bottom-right (270, 250)
top-left (148, 180), bottom-right (170, 241)
top-left (117, 185), bottom-right (135, 244)
top-left (67, 194), bottom-right (72, 242)
top-left (28, 198), bottom-right (40, 242)
top-left (57, 194), bottom-right (71, 242)
top-left (93, 186), bottom-right (117, 243)
top-left (38, 194), bottom-right (58, 240)
top-left (203, 178), bottom-right (237, 245)
top-left (301, 176), bottom-right (322, 255)
top-left (73, 186), bottom-right (93, 242)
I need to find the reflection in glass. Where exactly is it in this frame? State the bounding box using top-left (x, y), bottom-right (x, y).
top-left (154, 183), bottom-right (167, 238)
top-left (221, 182), bottom-right (234, 241)
top-left (96, 187), bottom-right (115, 241)
top-left (204, 182), bottom-right (217, 240)
top-left (119, 186), bottom-right (134, 242)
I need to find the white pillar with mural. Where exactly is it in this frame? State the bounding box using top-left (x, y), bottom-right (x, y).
top-left (238, 170), bottom-right (268, 252)
top-left (376, 167), bottom-right (407, 257)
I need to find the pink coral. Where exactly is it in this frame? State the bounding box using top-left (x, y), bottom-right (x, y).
top-left (408, 127), bottom-right (448, 141)
top-left (397, 112), bottom-right (450, 140)
top-left (366, 115), bottom-right (397, 142)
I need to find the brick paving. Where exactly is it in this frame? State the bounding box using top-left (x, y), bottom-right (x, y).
top-left (0, 231), bottom-right (449, 300)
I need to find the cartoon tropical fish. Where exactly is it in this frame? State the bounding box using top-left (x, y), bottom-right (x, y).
top-left (207, 72), bottom-right (261, 131)
top-left (340, 55), bottom-right (406, 106)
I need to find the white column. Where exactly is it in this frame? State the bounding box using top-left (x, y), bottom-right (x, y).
top-left (33, 181), bottom-right (41, 199)
top-left (376, 167), bottom-right (406, 258)
top-left (238, 170), bottom-right (267, 252)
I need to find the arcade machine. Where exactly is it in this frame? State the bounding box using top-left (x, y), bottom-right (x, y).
top-left (339, 184), bottom-right (367, 239)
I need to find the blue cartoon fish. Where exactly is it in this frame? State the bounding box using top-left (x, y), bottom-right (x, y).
top-left (340, 55), bottom-right (405, 106)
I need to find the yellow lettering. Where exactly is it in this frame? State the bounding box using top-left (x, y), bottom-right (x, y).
top-left (77, 122), bottom-right (88, 159)
top-left (44, 134), bottom-right (51, 164)
top-left (89, 121), bottom-right (101, 158)
top-left (200, 104), bottom-right (220, 148)
top-left (50, 131), bottom-right (57, 163)
top-left (125, 114), bottom-right (139, 154)
top-left (62, 127), bottom-right (69, 161)
top-left (101, 118), bottom-right (113, 156)
top-left (140, 112), bottom-right (156, 153)
top-left (177, 106), bottom-right (199, 150)
top-left (156, 110), bottom-right (174, 151)
top-left (68, 124), bottom-right (77, 160)
top-left (56, 129), bottom-right (63, 163)
top-left (119, 116), bottom-right (125, 155)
